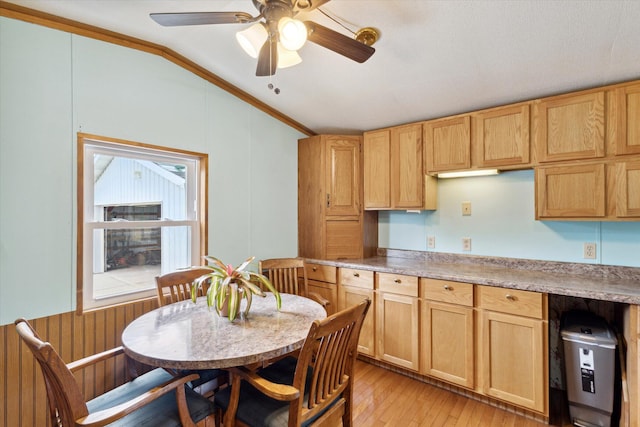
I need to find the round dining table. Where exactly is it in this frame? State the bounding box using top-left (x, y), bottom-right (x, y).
top-left (121, 293), bottom-right (326, 370)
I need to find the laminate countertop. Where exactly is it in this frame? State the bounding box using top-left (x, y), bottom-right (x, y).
top-left (305, 249), bottom-right (640, 305)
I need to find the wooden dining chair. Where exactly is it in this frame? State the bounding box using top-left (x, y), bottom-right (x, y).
top-left (259, 258), bottom-right (330, 311)
top-left (214, 298), bottom-right (371, 427)
top-left (156, 267), bottom-right (214, 306)
top-left (15, 318), bottom-right (216, 427)
top-left (156, 267), bottom-right (226, 397)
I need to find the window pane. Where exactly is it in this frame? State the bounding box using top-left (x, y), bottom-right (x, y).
top-left (92, 225), bottom-right (192, 300)
top-left (93, 155), bottom-right (190, 221)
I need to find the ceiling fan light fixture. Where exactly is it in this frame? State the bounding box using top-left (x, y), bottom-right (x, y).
top-left (277, 43), bottom-right (302, 68)
top-left (236, 22), bottom-right (268, 58)
top-left (277, 17), bottom-right (308, 51)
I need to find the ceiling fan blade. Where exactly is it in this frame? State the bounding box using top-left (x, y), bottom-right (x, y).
top-left (305, 21), bottom-right (375, 63)
top-left (256, 37), bottom-right (278, 76)
top-left (150, 12), bottom-right (255, 26)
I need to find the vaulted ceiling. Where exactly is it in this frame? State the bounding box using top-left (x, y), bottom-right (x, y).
top-left (3, 0), bottom-right (640, 135)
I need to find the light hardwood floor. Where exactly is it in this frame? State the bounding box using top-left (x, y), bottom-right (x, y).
top-left (352, 360), bottom-right (570, 426)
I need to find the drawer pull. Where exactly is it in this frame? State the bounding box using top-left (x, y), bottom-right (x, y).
top-left (505, 294), bottom-right (516, 301)
top-left (443, 285), bottom-right (452, 291)
top-left (353, 272), bottom-right (360, 277)
top-left (394, 279), bottom-right (402, 284)
top-left (312, 267), bottom-right (317, 272)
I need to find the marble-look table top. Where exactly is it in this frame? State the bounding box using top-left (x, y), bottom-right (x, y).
top-left (305, 249), bottom-right (640, 305)
top-left (122, 293), bottom-right (326, 370)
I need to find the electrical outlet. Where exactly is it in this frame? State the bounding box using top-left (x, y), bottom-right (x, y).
top-left (427, 236), bottom-right (435, 249)
top-left (462, 237), bottom-right (471, 251)
top-left (462, 201), bottom-right (472, 216)
top-left (584, 242), bottom-right (596, 259)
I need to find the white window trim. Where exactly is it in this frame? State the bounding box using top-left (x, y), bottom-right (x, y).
top-left (77, 133), bottom-right (207, 312)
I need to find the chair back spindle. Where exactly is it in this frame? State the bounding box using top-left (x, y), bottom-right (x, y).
top-left (155, 267), bottom-right (213, 306)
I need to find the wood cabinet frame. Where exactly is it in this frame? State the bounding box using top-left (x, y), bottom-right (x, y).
top-left (480, 310), bottom-right (547, 413)
top-left (473, 103), bottom-right (531, 168)
top-left (421, 301), bottom-right (474, 388)
top-left (535, 162), bottom-right (606, 219)
top-left (534, 90), bottom-right (606, 163)
top-left (424, 115), bottom-right (471, 173)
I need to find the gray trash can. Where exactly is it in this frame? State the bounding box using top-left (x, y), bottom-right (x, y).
top-left (561, 310), bottom-right (618, 427)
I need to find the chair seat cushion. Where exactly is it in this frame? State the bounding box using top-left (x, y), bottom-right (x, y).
top-left (87, 368), bottom-right (215, 426)
top-left (215, 357), bottom-right (328, 427)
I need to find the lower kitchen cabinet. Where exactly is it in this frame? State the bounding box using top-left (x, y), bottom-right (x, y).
top-left (338, 268), bottom-right (375, 356)
top-left (306, 263), bottom-right (338, 315)
top-left (421, 278), bottom-right (474, 389)
top-left (478, 286), bottom-right (548, 414)
top-left (376, 272), bottom-right (420, 371)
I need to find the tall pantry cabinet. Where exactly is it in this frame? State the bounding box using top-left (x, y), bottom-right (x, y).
top-left (298, 135), bottom-right (378, 260)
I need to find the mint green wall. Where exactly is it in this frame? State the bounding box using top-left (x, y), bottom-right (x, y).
top-left (0, 18), bottom-right (304, 325)
top-left (379, 169), bottom-right (640, 267)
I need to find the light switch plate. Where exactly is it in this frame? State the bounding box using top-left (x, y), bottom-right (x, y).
top-left (462, 201), bottom-right (471, 216)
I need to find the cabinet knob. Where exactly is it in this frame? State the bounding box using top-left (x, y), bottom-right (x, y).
top-left (394, 279), bottom-right (402, 284)
top-left (443, 285), bottom-right (452, 291)
top-left (505, 294), bottom-right (516, 301)
top-left (312, 267), bottom-right (317, 272)
top-left (353, 272), bottom-right (360, 277)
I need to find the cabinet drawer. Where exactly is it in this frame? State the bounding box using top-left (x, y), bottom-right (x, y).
top-left (478, 286), bottom-right (544, 319)
top-left (307, 263), bottom-right (336, 283)
top-left (421, 278), bottom-right (474, 307)
top-left (339, 268), bottom-right (374, 289)
top-left (377, 273), bottom-right (419, 297)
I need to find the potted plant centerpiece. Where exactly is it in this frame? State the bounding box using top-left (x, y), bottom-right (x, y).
top-left (191, 255), bottom-right (281, 321)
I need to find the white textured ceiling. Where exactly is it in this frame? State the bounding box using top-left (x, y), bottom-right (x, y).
top-left (4, 0), bottom-right (640, 134)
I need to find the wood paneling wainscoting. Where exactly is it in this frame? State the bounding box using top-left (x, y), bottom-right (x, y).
top-left (0, 298), bottom-right (158, 427)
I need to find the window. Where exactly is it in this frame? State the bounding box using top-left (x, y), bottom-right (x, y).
top-left (77, 134), bottom-right (207, 311)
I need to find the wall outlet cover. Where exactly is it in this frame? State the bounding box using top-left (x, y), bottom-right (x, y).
top-left (462, 237), bottom-right (471, 251)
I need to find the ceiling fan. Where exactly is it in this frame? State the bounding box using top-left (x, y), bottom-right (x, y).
top-left (150, 0), bottom-right (376, 77)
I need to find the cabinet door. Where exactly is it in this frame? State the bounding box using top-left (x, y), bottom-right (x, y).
top-left (616, 159), bottom-right (640, 217)
top-left (473, 104), bottom-right (530, 168)
top-left (307, 279), bottom-right (337, 315)
top-left (535, 163), bottom-right (605, 219)
top-left (363, 129), bottom-right (391, 209)
top-left (325, 136), bottom-right (361, 216)
top-left (339, 285), bottom-right (375, 356)
top-left (376, 291), bottom-right (419, 371)
top-left (391, 123), bottom-right (424, 208)
top-left (424, 116), bottom-right (471, 173)
top-left (535, 91), bottom-right (605, 162)
top-left (611, 83), bottom-right (640, 156)
top-left (481, 310), bottom-right (546, 413)
top-left (325, 218), bottom-right (362, 259)
top-left (422, 301), bottom-right (474, 389)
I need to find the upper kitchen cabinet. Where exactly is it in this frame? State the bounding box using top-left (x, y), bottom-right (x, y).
top-left (472, 103), bottom-right (531, 168)
top-left (363, 124), bottom-right (437, 210)
top-left (533, 89), bottom-right (606, 163)
top-left (610, 82), bottom-right (640, 156)
top-left (535, 162), bottom-right (605, 219)
top-left (298, 135), bottom-right (378, 260)
top-left (363, 129), bottom-right (390, 209)
top-left (424, 115), bottom-right (471, 173)
top-left (615, 159), bottom-right (640, 218)
top-left (325, 136), bottom-right (361, 216)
